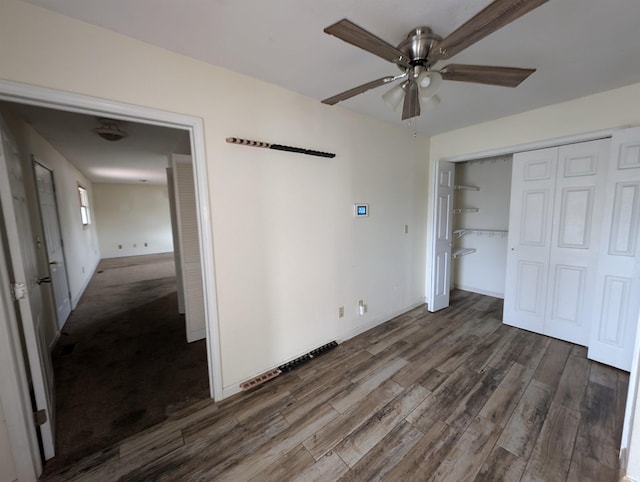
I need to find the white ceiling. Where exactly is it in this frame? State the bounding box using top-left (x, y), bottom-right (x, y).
top-left (21, 0), bottom-right (640, 138)
top-left (10, 0), bottom-right (640, 184)
top-left (9, 102), bottom-right (187, 184)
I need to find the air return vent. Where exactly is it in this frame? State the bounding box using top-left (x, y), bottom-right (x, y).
top-left (278, 341), bottom-right (338, 373)
top-left (240, 369), bottom-right (281, 391)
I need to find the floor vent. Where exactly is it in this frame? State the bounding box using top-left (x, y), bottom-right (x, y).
top-left (240, 369), bottom-right (281, 391)
top-left (278, 341), bottom-right (338, 373)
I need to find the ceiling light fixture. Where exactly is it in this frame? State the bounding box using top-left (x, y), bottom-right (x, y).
top-left (382, 81), bottom-right (408, 111)
top-left (94, 118), bottom-right (128, 141)
top-left (416, 71), bottom-right (442, 98)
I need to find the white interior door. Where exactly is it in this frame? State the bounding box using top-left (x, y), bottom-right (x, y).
top-left (0, 119), bottom-right (55, 460)
top-left (504, 147), bottom-right (557, 332)
top-left (544, 139), bottom-right (610, 345)
top-left (429, 160), bottom-right (455, 312)
top-left (34, 160), bottom-right (72, 329)
top-left (166, 167), bottom-right (185, 314)
top-left (172, 154), bottom-right (206, 342)
top-left (588, 127), bottom-right (640, 370)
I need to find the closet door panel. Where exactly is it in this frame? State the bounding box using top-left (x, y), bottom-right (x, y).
top-left (589, 127), bottom-right (640, 370)
top-left (545, 139), bottom-right (609, 345)
top-left (429, 161), bottom-right (455, 312)
top-left (504, 148), bottom-right (557, 333)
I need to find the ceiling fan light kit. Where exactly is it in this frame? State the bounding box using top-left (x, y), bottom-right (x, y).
top-left (321, 0), bottom-right (548, 121)
top-left (382, 82), bottom-right (407, 111)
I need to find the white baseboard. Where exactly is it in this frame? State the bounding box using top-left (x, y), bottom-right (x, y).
top-left (338, 299), bottom-right (426, 343)
top-left (71, 257), bottom-right (100, 310)
top-left (220, 298), bottom-right (427, 401)
top-left (454, 284), bottom-right (504, 299)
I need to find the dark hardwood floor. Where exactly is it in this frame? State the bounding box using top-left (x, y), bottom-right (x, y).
top-left (43, 290), bottom-right (628, 481)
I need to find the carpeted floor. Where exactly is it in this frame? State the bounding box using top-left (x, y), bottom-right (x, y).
top-left (43, 253), bottom-right (209, 474)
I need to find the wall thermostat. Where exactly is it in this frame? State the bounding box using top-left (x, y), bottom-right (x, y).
top-left (354, 203), bottom-right (369, 217)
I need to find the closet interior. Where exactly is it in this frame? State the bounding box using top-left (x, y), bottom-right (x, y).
top-left (452, 155), bottom-right (512, 299)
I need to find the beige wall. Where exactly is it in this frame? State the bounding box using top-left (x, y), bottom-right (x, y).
top-left (0, 0), bottom-right (430, 395)
top-left (93, 183), bottom-right (173, 258)
top-left (2, 0), bottom-right (640, 478)
top-left (430, 82), bottom-right (640, 162)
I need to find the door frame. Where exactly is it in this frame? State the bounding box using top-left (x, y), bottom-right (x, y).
top-left (428, 160), bottom-right (455, 312)
top-left (0, 200), bottom-right (42, 482)
top-left (0, 79), bottom-right (223, 476)
top-left (426, 128), bottom-right (616, 310)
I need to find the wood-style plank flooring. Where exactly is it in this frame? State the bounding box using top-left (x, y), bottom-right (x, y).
top-left (43, 290), bottom-right (628, 481)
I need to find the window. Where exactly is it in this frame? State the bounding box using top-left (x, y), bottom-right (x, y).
top-left (78, 186), bottom-right (90, 225)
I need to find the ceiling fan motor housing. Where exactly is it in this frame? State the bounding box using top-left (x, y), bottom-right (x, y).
top-left (397, 27), bottom-right (442, 72)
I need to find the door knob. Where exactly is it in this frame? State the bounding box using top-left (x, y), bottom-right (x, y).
top-left (49, 261), bottom-right (58, 266)
top-left (37, 276), bottom-right (51, 285)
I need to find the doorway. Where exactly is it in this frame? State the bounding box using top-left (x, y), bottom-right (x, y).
top-left (0, 79), bottom-right (222, 476)
top-left (428, 154), bottom-right (512, 311)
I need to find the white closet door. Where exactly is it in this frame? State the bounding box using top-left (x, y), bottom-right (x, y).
top-left (172, 155), bottom-right (206, 343)
top-left (429, 161), bottom-right (455, 312)
top-left (544, 139), bottom-right (610, 345)
top-left (504, 148), bottom-right (557, 333)
top-left (588, 127), bottom-right (640, 370)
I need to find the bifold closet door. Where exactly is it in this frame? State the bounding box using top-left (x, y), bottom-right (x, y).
top-left (503, 147), bottom-right (557, 333)
top-left (429, 160), bottom-right (455, 312)
top-left (544, 139), bottom-right (609, 345)
top-left (504, 138), bottom-right (610, 346)
top-left (588, 127), bottom-right (640, 371)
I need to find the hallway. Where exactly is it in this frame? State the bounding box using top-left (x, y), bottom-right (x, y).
top-left (44, 253), bottom-right (209, 474)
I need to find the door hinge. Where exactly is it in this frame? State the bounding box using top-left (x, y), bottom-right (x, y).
top-left (34, 409), bottom-right (47, 427)
top-left (11, 282), bottom-right (26, 301)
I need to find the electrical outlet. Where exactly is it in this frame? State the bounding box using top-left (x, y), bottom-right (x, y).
top-left (404, 224), bottom-right (409, 234)
top-left (358, 300), bottom-right (367, 315)
top-left (118, 244), bottom-right (122, 249)
top-left (144, 242), bottom-right (148, 247)
top-left (338, 306), bottom-right (344, 318)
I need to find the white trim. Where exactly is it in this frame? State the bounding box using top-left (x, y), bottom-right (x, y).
top-left (0, 197), bottom-right (41, 480)
top-left (339, 299), bottom-right (425, 342)
top-left (427, 159), bottom-right (442, 312)
top-left (454, 285), bottom-right (504, 299)
top-left (71, 255), bottom-right (100, 310)
top-left (444, 128), bottom-right (617, 163)
top-left (621, 309), bottom-right (640, 478)
top-left (427, 127), bottom-right (621, 312)
top-left (0, 78), bottom-right (224, 472)
top-left (220, 297), bottom-right (427, 400)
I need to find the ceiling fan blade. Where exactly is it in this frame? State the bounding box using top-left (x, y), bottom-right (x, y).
top-left (324, 19), bottom-right (411, 68)
top-left (431, 0), bottom-right (548, 61)
top-left (440, 64), bottom-right (535, 87)
top-left (401, 81), bottom-right (420, 120)
top-left (321, 75), bottom-right (401, 105)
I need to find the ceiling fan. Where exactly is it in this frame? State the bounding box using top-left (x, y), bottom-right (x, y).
top-left (321, 0), bottom-right (548, 120)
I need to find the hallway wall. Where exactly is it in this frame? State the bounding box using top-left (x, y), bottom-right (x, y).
top-left (93, 183), bottom-right (173, 258)
top-left (0, 104), bottom-right (101, 342)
